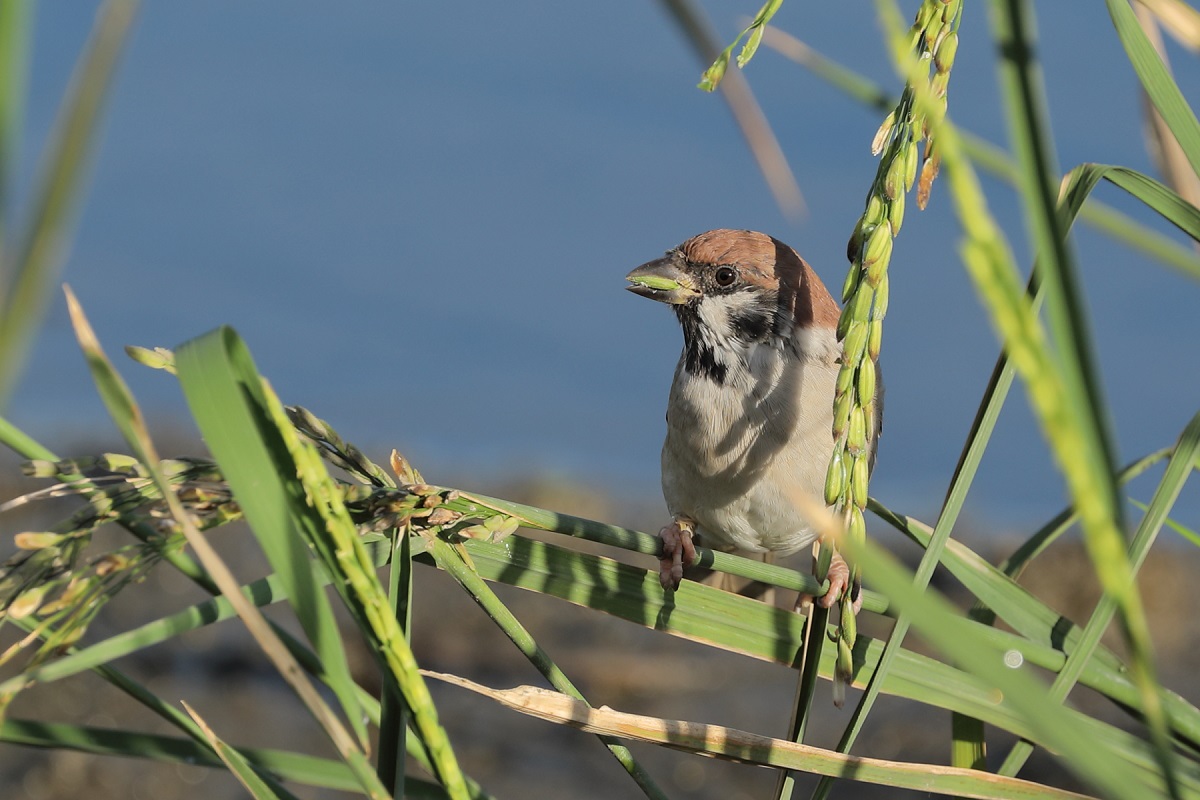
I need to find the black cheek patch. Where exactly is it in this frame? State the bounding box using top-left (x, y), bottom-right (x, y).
top-left (729, 308), bottom-right (773, 342)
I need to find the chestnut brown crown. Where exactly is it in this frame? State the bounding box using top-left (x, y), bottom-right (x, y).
top-left (626, 229), bottom-right (839, 332)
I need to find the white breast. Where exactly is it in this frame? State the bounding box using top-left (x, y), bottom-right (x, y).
top-left (661, 328), bottom-right (840, 555)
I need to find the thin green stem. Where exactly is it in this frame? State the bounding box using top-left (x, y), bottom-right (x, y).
top-left (997, 411), bottom-right (1200, 775)
top-left (763, 29), bottom-right (1200, 279)
top-left (989, 1), bottom-right (1176, 792)
top-left (378, 530), bottom-right (414, 796)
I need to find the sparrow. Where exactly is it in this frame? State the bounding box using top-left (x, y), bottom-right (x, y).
top-left (626, 229), bottom-right (881, 608)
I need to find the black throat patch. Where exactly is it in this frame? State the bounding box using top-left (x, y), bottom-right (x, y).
top-left (674, 306), bottom-right (728, 384)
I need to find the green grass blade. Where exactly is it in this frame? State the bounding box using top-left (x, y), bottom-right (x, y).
top-left (947, 160), bottom-right (1195, 772)
top-left (0, 0), bottom-right (139, 406)
top-left (4, 574), bottom-right (490, 798)
top-left (174, 326), bottom-right (369, 750)
top-left (0, 0), bottom-right (33, 248)
top-left (432, 533), bottom-right (1200, 772)
top-left (844, 532), bottom-right (1166, 800)
top-left (872, 0), bottom-right (1179, 788)
top-left (990, 1), bottom-right (1175, 789)
top-left (16, 506), bottom-right (1195, 781)
top-left (425, 535), bottom-right (668, 800)
top-left (953, 450), bottom-right (1166, 763)
top-left (434, 533), bottom-right (1200, 794)
top-left (182, 702), bottom-right (294, 800)
top-left (65, 303), bottom-right (386, 798)
top-left (353, 474), bottom-right (1200, 750)
top-left (1061, 163), bottom-right (1200, 245)
top-left (176, 327), bottom-right (471, 798)
top-left (761, 28), bottom-right (1200, 280)
top-left (7, 426), bottom-right (1199, 793)
top-left (432, 487), bottom-right (832, 600)
top-left (1149, 504), bottom-right (1200, 548)
top-left (1107, 0), bottom-right (1200, 180)
top-left (6, 611), bottom-right (307, 798)
top-left (377, 531), bottom-right (413, 795)
top-left (0, 412), bottom-right (55, 459)
top-left (990, 450), bottom-right (1173, 584)
top-left (870, 496), bottom-right (1200, 752)
top-left (990, 0), bottom-right (1124, 561)
top-left (0, 424), bottom-right (389, 747)
top-left (998, 410), bottom-right (1200, 775)
top-left (0, 570), bottom-right (343, 702)
top-left (777, 552), bottom-right (831, 799)
top-left (0, 719), bottom-right (450, 795)
top-left (943, 275), bottom-right (1035, 772)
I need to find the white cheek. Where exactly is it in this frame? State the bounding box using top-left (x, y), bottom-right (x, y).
top-left (694, 297), bottom-right (731, 343)
top-left (694, 292), bottom-right (764, 344)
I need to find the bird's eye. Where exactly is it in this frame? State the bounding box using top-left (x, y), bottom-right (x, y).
top-left (714, 266), bottom-right (737, 287)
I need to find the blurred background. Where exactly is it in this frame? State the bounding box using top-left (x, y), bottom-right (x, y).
top-left (8, 1), bottom-right (1200, 528)
top-left (2, 2), bottom-right (1199, 798)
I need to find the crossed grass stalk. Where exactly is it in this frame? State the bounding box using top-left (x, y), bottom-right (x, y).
top-left (0, 377), bottom-right (672, 798)
top-left (3, 347), bottom-right (1199, 799)
top-left (3, 284), bottom-right (1200, 799)
top-left (0, 452), bottom-right (233, 692)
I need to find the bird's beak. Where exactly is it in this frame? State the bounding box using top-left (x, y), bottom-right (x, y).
top-left (625, 256), bottom-right (699, 305)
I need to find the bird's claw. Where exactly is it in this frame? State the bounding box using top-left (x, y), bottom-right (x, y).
top-left (658, 517), bottom-right (696, 590)
top-left (818, 551), bottom-right (862, 613)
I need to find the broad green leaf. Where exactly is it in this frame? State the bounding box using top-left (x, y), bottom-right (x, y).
top-left (174, 327), bottom-right (368, 749)
top-left (68, 308), bottom-right (384, 798)
top-left (1061, 164), bottom-right (1200, 246)
top-left (1107, 0), bottom-right (1200, 180)
top-left (175, 328), bottom-right (471, 798)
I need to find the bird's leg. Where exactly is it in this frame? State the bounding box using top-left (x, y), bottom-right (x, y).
top-left (657, 516), bottom-right (696, 590)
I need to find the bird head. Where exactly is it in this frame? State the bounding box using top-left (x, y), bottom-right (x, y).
top-left (626, 229), bottom-right (840, 383)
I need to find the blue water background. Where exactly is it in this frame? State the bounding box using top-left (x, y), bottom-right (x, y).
top-left (9, 2), bottom-right (1200, 535)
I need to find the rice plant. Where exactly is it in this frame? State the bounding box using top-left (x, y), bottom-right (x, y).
top-left (2, 1), bottom-right (1200, 798)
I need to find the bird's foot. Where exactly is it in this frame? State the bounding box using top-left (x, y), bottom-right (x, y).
top-left (658, 517), bottom-right (696, 590)
top-left (819, 551), bottom-right (862, 613)
top-left (798, 550), bottom-right (862, 613)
